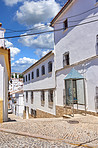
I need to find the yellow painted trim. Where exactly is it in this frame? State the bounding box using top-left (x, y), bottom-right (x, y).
top-left (0, 48), bottom-right (11, 80)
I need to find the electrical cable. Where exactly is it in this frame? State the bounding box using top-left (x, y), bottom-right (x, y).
top-left (0, 18), bottom-right (98, 40)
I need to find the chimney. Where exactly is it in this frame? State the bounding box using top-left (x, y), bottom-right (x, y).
top-left (0, 23), bottom-right (5, 48)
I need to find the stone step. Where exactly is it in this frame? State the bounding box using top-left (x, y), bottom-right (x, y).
top-left (63, 114), bottom-right (72, 118)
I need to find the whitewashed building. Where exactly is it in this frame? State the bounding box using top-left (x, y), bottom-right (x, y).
top-left (11, 90), bottom-right (24, 118)
top-left (0, 23), bottom-right (11, 122)
top-left (23, 51), bottom-right (56, 118)
top-left (23, 0), bottom-right (98, 118)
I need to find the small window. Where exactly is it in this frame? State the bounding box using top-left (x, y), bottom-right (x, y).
top-left (48, 61), bottom-right (52, 73)
top-left (31, 91), bottom-right (33, 104)
top-left (96, 0), bottom-right (98, 3)
top-left (31, 109), bottom-right (33, 117)
top-left (23, 76), bottom-right (25, 82)
top-left (26, 91), bottom-right (28, 103)
top-left (48, 90), bottom-right (53, 108)
top-left (36, 69), bottom-right (39, 77)
top-left (26, 75), bottom-right (27, 82)
top-left (28, 73), bottom-right (30, 81)
top-left (42, 65), bottom-right (45, 75)
top-left (63, 52), bottom-right (69, 67)
top-left (41, 91), bottom-right (45, 106)
top-left (32, 72), bottom-right (34, 79)
top-left (63, 19), bottom-right (68, 30)
top-left (24, 106), bottom-right (26, 113)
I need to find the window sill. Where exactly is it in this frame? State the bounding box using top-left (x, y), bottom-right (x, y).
top-left (48, 105), bottom-right (53, 109)
top-left (63, 28), bottom-right (68, 34)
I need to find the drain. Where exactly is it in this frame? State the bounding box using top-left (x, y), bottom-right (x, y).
top-left (67, 120), bottom-right (79, 124)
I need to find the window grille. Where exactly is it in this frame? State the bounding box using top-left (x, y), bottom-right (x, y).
top-left (63, 52), bottom-right (69, 67)
top-left (32, 72), bottom-right (34, 79)
top-left (42, 65), bottom-right (45, 75)
top-left (41, 91), bottom-right (45, 106)
top-left (63, 19), bottom-right (68, 30)
top-left (23, 77), bottom-right (25, 82)
top-left (26, 92), bottom-right (28, 103)
top-left (26, 75), bottom-right (27, 82)
top-left (48, 90), bottom-right (53, 108)
top-left (48, 61), bottom-right (52, 73)
top-left (28, 73), bottom-right (30, 81)
top-left (31, 91), bottom-right (33, 104)
top-left (36, 69), bottom-right (39, 77)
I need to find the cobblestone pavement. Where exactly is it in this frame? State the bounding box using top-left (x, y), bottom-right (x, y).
top-left (0, 114), bottom-right (98, 148)
top-left (0, 131), bottom-right (85, 148)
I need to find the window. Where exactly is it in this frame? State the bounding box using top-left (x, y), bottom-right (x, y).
top-left (28, 73), bottom-right (30, 81)
top-left (31, 109), bottom-right (33, 117)
top-left (23, 76), bottom-right (25, 82)
top-left (41, 91), bottom-right (45, 106)
top-left (96, 0), bottom-right (98, 2)
top-left (36, 69), bottom-right (39, 77)
top-left (31, 91), bottom-right (33, 104)
top-left (48, 61), bottom-right (52, 73)
top-left (26, 91), bottom-right (28, 103)
top-left (26, 75), bottom-right (27, 82)
top-left (63, 19), bottom-right (68, 30)
top-left (41, 65), bottom-right (45, 75)
top-left (24, 106), bottom-right (26, 113)
top-left (48, 90), bottom-right (53, 108)
top-left (63, 52), bottom-right (69, 67)
top-left (32, 72), bottom-right (34, 79)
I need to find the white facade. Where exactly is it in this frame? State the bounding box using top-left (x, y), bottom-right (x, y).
top-left (0, 54), bottom-right (9, 121)
top-left (11, 91), bottom-right (24, 117)
top-left (9, 78), bottom-right (23, 93)
top-left (23, 0), bottom-right (98, 118)
top-left (23, 52), bottom-right (56, 118)
top-left (53, 0), bottom-right (98, 71)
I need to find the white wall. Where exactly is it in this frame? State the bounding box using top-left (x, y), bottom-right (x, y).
top-left (56, 57), bottom-right (98, 112)
top-left (54, 0), bottom-right (98, 71)
top-left (0, 55), bottom-right (8, 121)
top-left (23, 55), bottom-right (55, 91)
top-left (24, 89), bottom-right (56, 116)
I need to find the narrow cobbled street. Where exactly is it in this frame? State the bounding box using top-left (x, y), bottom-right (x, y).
top-left (0, 114), bottom-right (98, 148)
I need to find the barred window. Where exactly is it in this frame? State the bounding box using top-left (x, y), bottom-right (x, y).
top-left (48, 61), bottom-right (52, 73)
top-left (23, 76), bottom-right (25, 82)
top-left (26, 75), bottom-right (27, 82)
top-left (63, 52), bottom-right (69, 67)
top-left (28, 73), bottom-right (30, 81)
top-left (48, 90), bottom-right (53, 108)
top-left (41, 91), bottom-right (45, 106)
top-left (26, 92), bottom-right (28, 103)
top-left (42, 65), bottom-right (45, 75)
top-left (63, 19), bottom-right (68, 30)
top-left (32, 72), bottom-right (34, 79)
top-left (31, 109), bottom-right (33, 117)
top-left (31, 91), bottom-right (33, 104)
top-left (36, 69), bottom-right (39, 77)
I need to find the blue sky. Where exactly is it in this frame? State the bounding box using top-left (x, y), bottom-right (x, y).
top-left (0, 0), bottom-right (67, 72)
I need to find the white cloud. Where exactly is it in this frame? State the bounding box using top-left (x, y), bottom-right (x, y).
top-left (12, 57), bottom-right (37, 72)
top-left (5, 40), bottom-right (20, 61)
top-left (34, 49), bottom-right (50, 58)
top-left (15, 0), bottom-right (60, 25)
top-left (19, 33), bottom-right (54, 49)
top-left (3, 0), bottom-right (25, 6)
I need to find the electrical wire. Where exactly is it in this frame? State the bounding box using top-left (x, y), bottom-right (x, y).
top-left (55, 5), bottom-right (98, 23)
top-left (4, 6), bottom-right (98, 34)
top-left (0, 18), bottom-right (98, 40)
top-left (5, 24), bottom-right (49, 34)
top-left (56, 14), bottom-right (98, 24)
